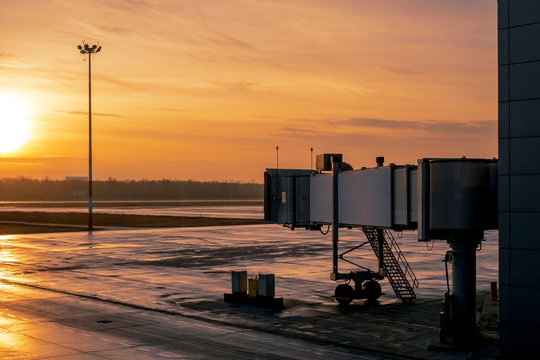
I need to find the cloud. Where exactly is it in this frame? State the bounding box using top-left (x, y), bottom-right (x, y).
top-left (333, 117), bottom-right (496, 135)
top-left (279, 127), bottom-right (326, 136)
top-left (94, 74), bottom-right (141, 90)
top-left (336, 118), bottom-right (421, 129)
top-left (55, 110), bottom-right (123, 118)
top-left (94, 24), bottom-right (134, 35)
top-left (381, 66), bottom-right (419, 76)
top-left (204, 28), bottom-right (254, 50)
top-left (279, 117), bottom-right (496, 141)
top-left (0, 155), bottom-right (84, 167)
top-left (160, 108), bottom-right (189, 112)
top-left (212, 81), bottom-right (258, 91)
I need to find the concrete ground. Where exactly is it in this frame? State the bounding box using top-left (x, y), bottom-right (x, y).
top-left (1, 284), bottom-right (391, 359)
top-left (0, 282), bottom-right (500, 360)
top-left (0, 227), bottom-right (499, 359)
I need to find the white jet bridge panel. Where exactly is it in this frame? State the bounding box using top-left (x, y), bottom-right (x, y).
top-left (409, 169), bottom-right (418, 223)
top-left (392, 166), bottom-right (418, 227)
top-left (338, 168), bottom-right (392, 227)
top-left (309, 173), bottom-right (332, 223)
top-left (393, 167), bottom-right (408, 226)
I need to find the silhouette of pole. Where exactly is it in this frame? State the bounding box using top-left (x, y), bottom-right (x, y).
top-left (276, 145), bottom-right (279, 169)
top-left (77, 42), bottom-right (102, 231)
top-left (310, 147), bottom-right (313, 170)
top-left (331, 155), bottom-right (341, 275)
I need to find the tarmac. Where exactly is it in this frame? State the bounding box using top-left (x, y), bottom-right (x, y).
top-left (0, 226), bottom-right (500, 359)
top-left (0, 282), bottom-right (500, 359)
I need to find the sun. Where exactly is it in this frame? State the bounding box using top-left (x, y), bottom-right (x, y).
top-left (0, 93), bottom-right (32, 153)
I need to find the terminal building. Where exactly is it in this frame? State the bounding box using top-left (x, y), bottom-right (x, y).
top-left (498, 1), bottom-right (540, 356)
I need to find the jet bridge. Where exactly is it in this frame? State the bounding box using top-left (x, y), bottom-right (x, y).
top-left (265, 158), bottom-right (421, 303)
top-left (264, 154), bottom-right (498, 344)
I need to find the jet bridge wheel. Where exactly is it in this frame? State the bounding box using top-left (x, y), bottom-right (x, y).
top-left (335, 283), bottom-right (354, 305)
top-left (363, 280), bottom-right (382, 301)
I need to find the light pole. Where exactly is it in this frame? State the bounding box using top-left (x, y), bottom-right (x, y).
top-left (77, 42), bottom-right (101, 231)
top-left (276, 146), bottom-right (279, 169)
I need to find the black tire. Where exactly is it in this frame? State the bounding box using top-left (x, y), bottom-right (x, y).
top-left (335, 284), bottom-right (354, 305)
top-left (363, 280), bottom-right (382, 301)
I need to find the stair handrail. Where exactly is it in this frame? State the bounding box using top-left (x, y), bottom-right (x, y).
top-left (384, 229), bottom-right (419, 288)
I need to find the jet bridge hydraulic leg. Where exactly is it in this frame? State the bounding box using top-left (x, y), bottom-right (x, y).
top-left (331, 232), bottom-right (384, 305)
top-left (332, 227), bottom-right (418, 305)
top-left (330, 155), bottom-right (384, 305)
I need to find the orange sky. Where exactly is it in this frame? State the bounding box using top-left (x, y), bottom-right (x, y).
top-left (0, 0), bottom-right (497, 182)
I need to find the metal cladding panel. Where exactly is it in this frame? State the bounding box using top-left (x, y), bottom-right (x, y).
top-left (276, 177), bottom-right (294, 224)
top-left (295, 176), bottom-right (310, 224)
top-left (487, 161), bottom-right (498, 229)
top-left (309, 173), bottom-right (332, 223)
top-left (338, 168), bottom-right (392, 227)
top-left (264, 169), bottom-right (315, 226)
top-left (393, 167), bottom-right (408, 226)
top-left (264, 172), bottom-right (272, 221)
top-left (418, 160), bottom-right (429, 241)
top-left (264, 170), bottom-right (282, 223)
top-left (429, 161), bottom-right (490, 230)
top-left (409, 169), bottom-right (418, 223)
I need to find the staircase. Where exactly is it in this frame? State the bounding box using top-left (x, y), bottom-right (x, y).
top-left (362, 227), bottom-right (419, 301)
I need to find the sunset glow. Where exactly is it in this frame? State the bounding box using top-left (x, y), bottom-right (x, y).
top-left (0, 93), bottom-right (31, 153)
top-left (0, 0), bottom-right (497, 181)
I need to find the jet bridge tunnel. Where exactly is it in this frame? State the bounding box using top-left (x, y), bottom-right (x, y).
top-left (265, 162), bottom-right (419, 231)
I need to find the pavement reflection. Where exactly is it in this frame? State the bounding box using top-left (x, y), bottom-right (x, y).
top-left (0, 225), bottom-right (498, 359)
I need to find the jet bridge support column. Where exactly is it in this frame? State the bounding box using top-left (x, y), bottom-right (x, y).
top-left (448, 237), bottom-right (481, 343)
top-left (419, 158), bottom-right (498, 345)
top-left (332, 155), bottom-right (341, 275)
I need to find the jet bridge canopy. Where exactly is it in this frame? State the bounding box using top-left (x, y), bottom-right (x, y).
top-left (264, 164), bottom-right (418, 231)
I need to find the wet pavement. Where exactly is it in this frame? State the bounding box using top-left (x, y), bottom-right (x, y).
top-left (3, 284), bottom-right (404, 359)
top-left (0, 225), bottom-right (499, 359)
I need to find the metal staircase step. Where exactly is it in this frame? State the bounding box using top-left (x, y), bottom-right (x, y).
top-left (362, 226), bottom-right (418, 301)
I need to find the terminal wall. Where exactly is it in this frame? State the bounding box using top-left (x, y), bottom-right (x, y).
top-left (498, 0), bottom-right (540, 355)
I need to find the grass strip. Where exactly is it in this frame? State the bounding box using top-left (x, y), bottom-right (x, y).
top-left (0, 223), bottom-right (87, 235)
top-left (0, 200), bottom-right (263, 208)
top-left (0, 211), bottom-right (264, 232)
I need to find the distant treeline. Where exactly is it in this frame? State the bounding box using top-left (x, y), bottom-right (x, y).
top-left (0, 177), bottom-right (263, 200)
